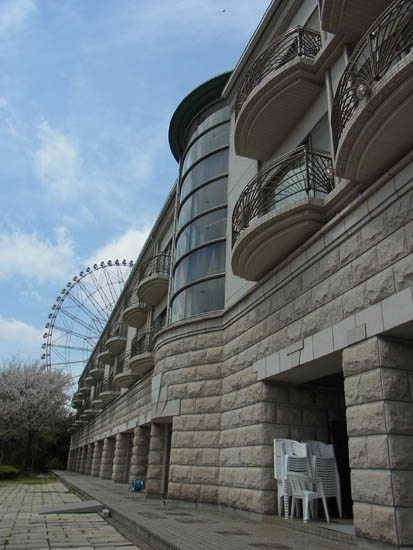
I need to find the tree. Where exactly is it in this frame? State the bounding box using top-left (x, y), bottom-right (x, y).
top-left (0, 357), bottom-right (72, 471)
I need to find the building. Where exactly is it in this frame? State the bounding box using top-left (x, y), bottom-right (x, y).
top-left (67, 1), bottom-right (413, 548)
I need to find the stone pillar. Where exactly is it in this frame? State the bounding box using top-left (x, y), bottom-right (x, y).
top-left (85, 444), bottom-right (94, 475)
top-left (99, 437), bottom-right (115, 479)
top-left (75, 448), bottom-right (81, 472)
top-left (128, 426), bottom-right (150, 486)
top-left (146, 423), bottom-right (168, 497)
top-left (80, 446), bottom-right (88, 474)
top-left (66, 449), bottom-right (73, 470)
top-left (343, 336), bottom-right (413, 548)
top-left (91, 441), bottom-right (103, 477)
top-left (112, 433), bottom-right (129, 483)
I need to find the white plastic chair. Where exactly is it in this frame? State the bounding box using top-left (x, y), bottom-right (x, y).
top-left (305, 441), bottom-right (343, 519)
top-left (273, 440), bottom-right (311, 519)
top-left (287, 472), bottom-right (330, 523)
top-left (312, 456), bottom-right (343, 519)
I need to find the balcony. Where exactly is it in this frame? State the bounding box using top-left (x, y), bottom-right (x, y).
top-left (92, 397), bottom-right (105, 410)
top-left (234, 26), bottom-right (323, 160)
top-left (99, 375), bottom-right (119, 405)
top-left (331, 0), bottom-right (413, 183)
top-left (137, 252), bottom-right (171, 306)
top-left (106, 321), bottom-right (127, 355)
top-left (97, 343), bottom-right (115, 366)
top-left (321, 0), bottom-right (390, 40)
top-left (85, 374), bottom-right (95, 386)
top-left (78, 384), bottom-right (90, 397)
top-left (71, 393), bottom-right (83, 409)
top-left (129, 328), bottom-right (154, 377)
top-left (232, 146), bottom-right (334, 281)
top-left (114, 351), bottom-right (138, 389)
top-left (83, 398), bottom-right (96, 418)
top-left (122, 290), bottom-right (147, 329)
top-left (89, 361), bottom-right (104, 380)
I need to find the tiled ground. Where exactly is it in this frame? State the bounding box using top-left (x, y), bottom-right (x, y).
top-left (0, 480), bottom-right (143, 550)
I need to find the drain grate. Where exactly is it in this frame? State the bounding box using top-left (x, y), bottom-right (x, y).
top-left (249, 544), bottom-right (292, 549)
top-left (216, 530), bottom-right (251, 536)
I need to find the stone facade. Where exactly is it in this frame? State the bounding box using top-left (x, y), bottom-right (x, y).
top-left (67, 1), bottom-right (413, 548)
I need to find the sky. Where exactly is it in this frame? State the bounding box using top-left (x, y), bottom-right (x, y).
top-left (0, 0), bottom-right (271, 379)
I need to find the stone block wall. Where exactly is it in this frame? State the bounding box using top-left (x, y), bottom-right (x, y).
top-left (99, 437), bottom-right (115, 480)
top-left (112, 432), bottom-right (131, 483)
top-left (343, 336), bottom-right (413, 547)
top-left (91, 440), bottom-right (103, 477)
top-left (129, 426), bottom-right (150, 486)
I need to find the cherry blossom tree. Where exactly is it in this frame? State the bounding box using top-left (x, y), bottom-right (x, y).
top-left (0, 357), bottom-right (72, 471)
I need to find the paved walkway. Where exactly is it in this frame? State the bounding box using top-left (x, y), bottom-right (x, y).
top-left (54, 471), bottom-right (356, 550)
top-left (0, 478), bottom-right (144, 550)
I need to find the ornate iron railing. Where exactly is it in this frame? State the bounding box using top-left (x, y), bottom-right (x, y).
top-left (124, 289), bottom-right (146, 309)
top-left (235, 26), bottom-right (322, 118)
top-left (140, 252), bottom-right (171, 280)
top-left (131, 328), bottom-right (154, 357)
top-left (232, 146), bottom-right (334, 247)
top-left (332, 0), bottom-right (413, 152)
top-left (116, 351), bottom-right (130, 374)
top-left (109, 320), bottom-right (126, 338)
top-left (101, 374), bottom-right (115, 392)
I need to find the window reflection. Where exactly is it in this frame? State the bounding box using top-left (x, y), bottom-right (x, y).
top-left (181, 149), bottom-right (228, 201)
top-left (178, 178), bottom-right (227, 229)
top-left (171, 277), bottom-right (225, 322)
top-left (174, 241), bottom-right (226, 292)
top-left (176, 208), bottom-right (227, 259)
top-left (185, 103), bottom-right (230, 148)
top-left (182, 123), bottom-right (229, 174)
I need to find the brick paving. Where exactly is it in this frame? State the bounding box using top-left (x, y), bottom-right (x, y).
top-left (0, 479), bottom-right (144, 550)
top-left (54, 471), bottom-right (356, 550)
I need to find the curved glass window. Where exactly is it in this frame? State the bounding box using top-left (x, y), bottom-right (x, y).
top-left (171, 277), bottom-right (225, 322)
top-left (178, 177), bottom-right (227, 230)
top-left (181, 148), bottom-right (228, 201)
top-left (182, 122), bottom-right (229, 174)
top-left (186, 104), bottom-right (230, 147)
top-left (176, 208), bottom-right (227, 260)
top-left (174, 241), bottom-right (225, 293)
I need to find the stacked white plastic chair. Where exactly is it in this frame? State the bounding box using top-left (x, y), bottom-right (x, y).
top-left (305, 441), bottom-right (343, 519)
top-left (273, 439), bottom-right (311, 519)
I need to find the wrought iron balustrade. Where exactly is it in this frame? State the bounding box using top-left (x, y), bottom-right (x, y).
top-left (139, 252), bottom-right (171, 280)
top-left (116, 351), bottom-right (130, 374)
top-left (331, 0), bottom-right (413, 152)
top-left (232, 146), bottom-right (334, 247)
top-left (124, 289), bottom-right (145, 309)
top-left (131, 328), bottom-right (154, 357)
top-left (235, 26), bottom-right (322, 118)
top-left (101, 374), bottom-right (115, 392)
top-left (109, 320), bottom-right (126, 338)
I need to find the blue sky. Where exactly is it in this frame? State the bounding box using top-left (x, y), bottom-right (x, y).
top-left (0, 0), bottom-right (270, 377)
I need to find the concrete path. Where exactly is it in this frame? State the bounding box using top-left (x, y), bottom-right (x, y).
top-left (0, 478), bottom-right (144, 550)
top-left (54, 470), bottom-right (356, 550)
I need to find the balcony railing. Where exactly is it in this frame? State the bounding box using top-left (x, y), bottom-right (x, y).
top-left (116, 351), bottom-right (130, 374)
top-left (232, 146), bottom-right (334, 247)
top-left (139, 252), bottom-right (171, 280)
top-left (124, 289), bottom-right (146, 310)
top-left (101, 374), bottom-right (115, 392)
top-left (332, 0), bottom-right (413, 152)
top-left (235, 26), bottom-right (322, 118)
top-left (131, 328), bottom-right (154, 357)
top-left (109, 320), bottom-right (126, 338)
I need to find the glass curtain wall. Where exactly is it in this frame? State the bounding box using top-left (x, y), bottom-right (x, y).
top-left (171, 101), bottom-right (229, 322)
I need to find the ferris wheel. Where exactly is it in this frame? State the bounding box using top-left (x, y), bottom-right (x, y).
top-left (41, 260), bottom-right (134, 382)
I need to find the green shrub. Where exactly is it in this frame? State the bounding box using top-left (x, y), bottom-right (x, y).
top-left (0, 465), bottom-right (20, 479)
top-left (46, 457), bottom-right (64, 471)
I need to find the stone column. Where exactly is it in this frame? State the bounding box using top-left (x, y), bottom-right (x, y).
top-left (66, 449), bottom-right (73, 470)
top-left (75, 448), bottom-right (81, 472)
top-left (80, 446), bottom-right (88, 474)
top-left (343, 336), bottom-right (413, 548)
top-left (112, 433), bottom-right (129, 483)
top-left (146, 423), bottom-right (166, 497)
top-left (85, 444), bottom-right (94, 475)
top-left (128, 426), bottom-right (150, 486)
top-left (99, 437), bottom-right (115, 479)
top-left (91, 441), bottom-right (103, 477)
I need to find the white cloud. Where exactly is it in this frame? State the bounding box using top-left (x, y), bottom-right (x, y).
top-left (34, 121), bottom-right (84, 202)
top-left (0, 315), bottom-right (42, 361)
top-left (0, 0), bottom-right (36, 36)
top-left (85, 226), bottom-right (152, 266)
top-left (19, 290), bottom-right (42, 304)
top-left (0, 226), bottom-right (77, 283)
